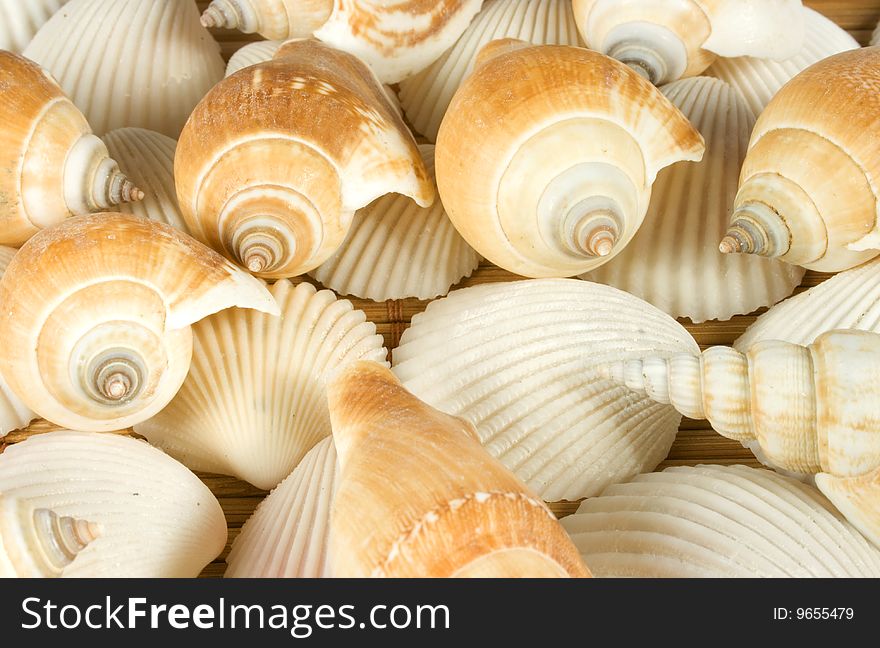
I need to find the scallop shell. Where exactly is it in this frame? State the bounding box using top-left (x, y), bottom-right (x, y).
top-left (0, 248), bottom-right (36, 438)
top-left (225, 40), bottom-right (283, 77)
top-left (584, 77), bottom-right (804, 323)
top-left (561, 465), bottom-right (880, 577)
top-left (225, 436), bottom-right (337, 578)
top-left (0, 432), bottom-right (227, 577)
top-left (135, 280), bottom-right (387, 491)
top-left (391, 279), bottom-right (699, 501)
top-left (23, 0), bottom-right (226, 137)
top-left (399, 0), bottom-right (583, 142)
top-left (0, 0), bottom-right (67, 53)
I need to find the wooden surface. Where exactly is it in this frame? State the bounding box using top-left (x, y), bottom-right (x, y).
top-left (2, 0), bottom-right (878, 578)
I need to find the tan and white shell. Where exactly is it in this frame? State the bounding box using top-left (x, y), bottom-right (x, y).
top-left (135, 280), bottom-right (387, 490)
top-left (0, 213), bottom-right (279, 433)
top-left (562, 465), bottom-right (880, 577)
top-left (0, 247), bottom-right (36, 438)
top-left (0, 0), bottom-right (67, 53)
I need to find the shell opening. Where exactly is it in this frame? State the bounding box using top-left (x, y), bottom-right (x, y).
top-left (604, 23), bottom-right (689, 85)
top-left (85, 351), bottom-right (145, 406)
top-left (721, 202), bottom-right (790, 258)
top-left (32, 508), bottom-right (100, 572)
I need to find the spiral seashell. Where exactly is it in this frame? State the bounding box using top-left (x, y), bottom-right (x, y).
top-left (399, 0), bottom-right (582, 143)
top-left (329, 361), bottom-right (591, 578)
top-left (584, 77), bottom-right (803, 322)
top-left (226, 437), bottom-right (338, 578)
top-left (0, 0), bottom-right (67, 53)
top-left (0, 52), bottom-right (143, 247)
top-left (392, 279), bottom-right (698, 501)
top-left (720, 48), bottom-right (880, 272)
top-left (225, 40), bottom-right (283, 77)
top-left (435, 42), bottom-right (704, 278)
top-left (561, 465), bottom-right (880, 577)
top-left (707, 7), bottom-right (859, 119)
top-left (0, 213), bottom-right (279, 433)
top-left (310, 145), bottom-right (481, 301)
top-left (23, 0), bottom-right (225, 137)
top-left (0, 432), bottom-right (227, 577)
top-left (573, 0), bottom-right (805, 86)
top-left (0, 248), bottom-right (36, 439)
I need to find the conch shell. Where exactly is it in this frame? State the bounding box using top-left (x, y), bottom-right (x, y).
top-left (0, 248), bottom-right (37, 438)
top-left (225, 40), bottom-right (283, 77)
top-left (435, 41), bottom-right (704, 278)
top-left (23, 0), bottom-right (226, 137)
top-left (135, 280), bottom-right (387, 490)
top-left (0, 213), bottom-right (279, 433)
top-left (329, 361), bottom-right (591, 578)
top-left (720, 48), bottom-right (880, 272)
top-left (176, 39), bottom-right (434, 279)
top-left (200, 0), bottom-right (484, 84)
top-left (0, 0), bottom-right (67, 53)
top-left (572, 0), bottom-right (805, 85)
top-left (609, 329), bottom-right (880, 548)
top-left (0, 432), bottom-right (227, 577)
top-left (561, 465), bottom-right (880, 577)
top-left (0, 52), bottom-right (142, 247)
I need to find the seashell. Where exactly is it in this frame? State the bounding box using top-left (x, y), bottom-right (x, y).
top-left (135, 280), bottom-right (387, 490)
top-left (176, 39), bottom-right (433, 279)
top-left (0, 494), bottom-right (99, 578)
top-left (874, 18), bottom-right (880, 47)
top-left (435, 42), bottom-right (704, 278)
top-left (103, 128), bottom-right (189, 234)
top-left (720, 48), bottom-right (880, 273)
top-left (399, 0), bottom-right (583, 143)
top-left (609, 329), bottom-right (880, 547)
top-left (707, 7), bottom-right (859, 119)
top-left (310, 145), bottom-right (481, 301)
top-left (201, 0), bottom-right (483, 84)
top-left (23, 0), bottom-right (226, 137)
top-left (0, 52), bottom-right (143, 247)
top-left (0, 432), bottom-right (227, 577)
top-left (0, 248), bottom-right (36, 439)
top-left (584, 77), bottom-right (804, 323)
top-left (392, 279), bottom-right (699, 501)
top-left (328, 361), bottom-right (591, 578)
top-left (0, 213), bottom-right (279, 433)
top-left (0, 0), bottom-right (67, 53)
top-left (572, 0), bottom-right (805, 86)
top-left (225, 40), bottom-right (283, 77)
top-left (561, 465), bottom-right (880, 577)
top-left (226, 437), bottom-right (337, 578)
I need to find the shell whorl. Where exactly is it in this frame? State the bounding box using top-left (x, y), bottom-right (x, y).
top-left (201, 0), bottom-right (332, 40)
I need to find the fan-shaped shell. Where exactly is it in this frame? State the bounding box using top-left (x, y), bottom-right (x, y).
top-left (23, 0), bottom-right (226, 137)
top-left (584, 77), bottom-right (803, 322)
top-left (225, 40), bottom-right (283, 77)
top-left (391, 279), bottom-right (699, 501)
top-left (0, 247), bottom-right (36, 438)
top-left (561, 465), bottom-right (880, 577)
top-left (0, 0), bottom-right (67, 53)
top-left (226, 436), bottom-right (338, 578)
top-left (0, 432), bottom-right (227, 577)
top-left (135, 280), bottom-right (387, 490)
top-left (0, 213), bottom-right (279, 433)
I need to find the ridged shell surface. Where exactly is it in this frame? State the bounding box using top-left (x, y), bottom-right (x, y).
top-left (0, 0), bottom-right (67, 53)
top-left (23, 0), bottom-right (226, 137)
top-left (391, 279), bottom-right (699, 501)
top-left (0, 247), bottom-right (35, 438)
top-left (225, 40), bottom-right (283, 77)
top-left (561, 465), bottom-right (880, 577)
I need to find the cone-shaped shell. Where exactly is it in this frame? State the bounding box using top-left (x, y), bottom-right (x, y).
top-left (0, 52), bottom-right (143, 247)
top-left (0, 213), bottom-right (279, 433)
top-left (176, 39), bottom-right (433, 279)
top-left (816, 468), bottom-right (880, 550)
top-left (392, 279), bottom-right (699, 501)
top-left (311, 145), bottom-right (481, 301)
top-left (329, 361), bottom-right (591, 578)
top-left (562, 465), bottom-right (880, 577)
top-left (225, 40), bottom-right (283, 77)
top-left (201, 0), bottom-right (331, 40)
top-left (226, 437), bottom-right (338, 578)
top-left (0, 247), bottom-right (36, 438)
top-left (435, 42), bottom-right (705, 278)
top-left (23, 0), bottom-right (225, 137)
top-left (0, 432), bottom-right (227, 577)
top-left (399, 0), bottom-right (583, 143)
top-left (0, 0), bottom-right (67, 53)
top-left (135, 280), bottom-right (386, 490)
top-left (584, 77), bottom-right (803, 322)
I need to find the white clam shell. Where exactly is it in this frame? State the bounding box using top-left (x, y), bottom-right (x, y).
top-left (0, 0), bottom-right (66, 53)
top-left (225, 40), bottom-right (283, 77)
top-left (0, 247), bottom-right (36, 439)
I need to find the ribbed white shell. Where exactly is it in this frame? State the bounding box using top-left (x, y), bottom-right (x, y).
top-left (398, 0), bottom-right (583, 142)
top-left (225, 40), bottom-right (283, 77)
top-left (561, 465), bottom-right (880, 577)
top-left (102, 128), bottom-right (189, 234)
top-left (0, 247), bottom-right (36, 438)
top-left (135, 280), bottom-right (388, 491)
top-left (584, 77), bottom-right (803, 323)
top-left (0, 0), bottom-right (66, 53)
top-left (391, 279), bottom-right (699, 501)
top-left (226, 436), bottom-right (337, 578)
top-left (706, 8), bottom-right (858, 119)
top-left (0, 431), bottom-right (227, 577)
top-left (23, 0), bottom-right (226, 137)
top-left (310, 145), bottom-right (480, 301)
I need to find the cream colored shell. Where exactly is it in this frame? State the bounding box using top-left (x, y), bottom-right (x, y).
top-left (562, 465), bottom-right (880, 577)
top-left (225, 40), bottom-right (284, 77)
top-left (0, 0), bottom-right (67, 53)
top-left (0, 247), bottom-right (36, 439)
top-left (23, 0), bottom-right (226, 137)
